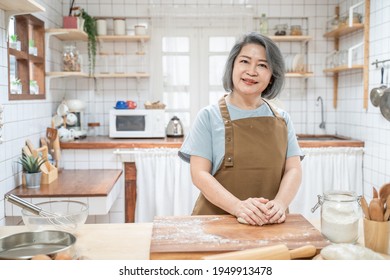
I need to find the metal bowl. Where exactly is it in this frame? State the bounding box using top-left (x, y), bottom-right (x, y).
top-left (21, 200), bottom-right (88, 232)
top-left (0, 230), bottom-right (76, 260)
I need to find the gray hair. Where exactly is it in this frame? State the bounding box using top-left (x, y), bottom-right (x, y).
top-left (222, 32), bottom-right (285, 99)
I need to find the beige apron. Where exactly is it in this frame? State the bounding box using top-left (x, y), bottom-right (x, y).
top-left (192, 96), bottom-right (288, 215)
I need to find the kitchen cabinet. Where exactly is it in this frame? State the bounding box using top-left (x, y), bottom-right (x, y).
top-left (45, 28), bottom-right (150, 79)
top-left (0, 0), bottom-right (45, 21)
top-left (323, 0), bottom-right (370, 109)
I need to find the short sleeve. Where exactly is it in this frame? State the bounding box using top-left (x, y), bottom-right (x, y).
top-left (178, 108), bottom-right (213, 163)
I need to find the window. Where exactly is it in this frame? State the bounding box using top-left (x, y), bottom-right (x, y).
top-left (152, 27), bottom-right (238, 130)
top-left (8, 14), bottom-right (45, 100)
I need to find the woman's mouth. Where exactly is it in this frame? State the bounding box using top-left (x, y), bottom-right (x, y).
top-left (242, 78), bottom-right (258, 85)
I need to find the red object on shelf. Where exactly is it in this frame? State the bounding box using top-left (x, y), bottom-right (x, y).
top-left (63, 16), bottom-right (78, 29)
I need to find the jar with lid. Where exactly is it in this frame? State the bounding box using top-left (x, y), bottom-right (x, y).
top-left (312, 191), bottom-right (361, 243)
top-left (290, 25), bottom-right (302, 36)
top-left (274, 24), bottom-right (287, 36)
top-left (63, 45), bottom-right (80, 72)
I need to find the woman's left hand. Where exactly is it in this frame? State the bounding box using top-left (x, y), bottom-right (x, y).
top-left (264, 200), bottom-right (286, 224)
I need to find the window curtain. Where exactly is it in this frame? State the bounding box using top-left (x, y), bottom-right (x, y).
top-left (289, 147), bottom-right (364, 220)
top-left (134, 148), bottom-right (200, 222)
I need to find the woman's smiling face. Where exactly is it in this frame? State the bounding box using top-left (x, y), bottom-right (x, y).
top-left (231, 43), bottom-right (273, 97)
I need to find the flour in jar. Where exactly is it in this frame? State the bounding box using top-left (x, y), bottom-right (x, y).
top-left (321, 202), bottom-right (360, 243)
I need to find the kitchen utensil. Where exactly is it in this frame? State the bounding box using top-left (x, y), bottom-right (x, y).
top-left (166, 116), bottom-right (184, 137)
top-left (369, 198), bottom-right (384, 222)
top-left (380, 88), bottom-right (390, 121)
top-left (150, 215), bottom-right (330, 260)
top-left (379, 183), bottom-right (390, 204)
top-left (5, 194), bottom-right (87, 232)
top-left (370, 66), bottom-right (387, 107)
top-left (363, 218), bottom-right (390, 255)
top-left (360, 196), bottom-right (370, 220)
top-left (373, 186), bottom-right (379, 198)
top-left (0, 231), bottom-right (76, 260)
top-left (202, 244), bottom-right (317, 260)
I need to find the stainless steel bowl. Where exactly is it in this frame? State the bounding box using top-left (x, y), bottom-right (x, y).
top-left (0, 230), bottom-right (76, 260)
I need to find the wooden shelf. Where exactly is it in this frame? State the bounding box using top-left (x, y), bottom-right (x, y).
top-left (97, 35), bottom-right (150, 42)
top-left (324, 24), bottom-right (364, 38)
top-left (269, 35), bottom-right (312, 43)
top-left (8, 48), bottom-right (28, 60)
top-left (94, 73), bottom-right (150, 78)
top-left (45, 29), bottom-right (88, 41)
top-left (46, 72), bottom-right (150, 79)
top-left (286, 72), bottom-right (313, 78)
top-left (46, 72), bottom-right (90, 78)
top-left (323, 65), bottom-right (364, 73)
top-left (0, 0), bottom-right (45, 15)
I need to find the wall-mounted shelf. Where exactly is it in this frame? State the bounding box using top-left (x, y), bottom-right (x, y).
top-left (46, 72), bottom-right (149, 79)
top-left (46, 29), bottom-right (88, 41)
top-left (324, 24), bottom-right (364, 38)
top-left (286, 72), bottom-right (313, 78)
top-left (323, 65), bottom-right (364, 73)
top-left (269, 35), bottom-right (312, 43)
top-left (323, 0), bottom-right (369, 109)
top-left (0, 0), bottom-right (45, 20)
top-left (97, 35), bottom-right (150, 42)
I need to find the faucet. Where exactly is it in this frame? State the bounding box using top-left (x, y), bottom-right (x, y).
top-left (316, 96), bottom-right (326, 129)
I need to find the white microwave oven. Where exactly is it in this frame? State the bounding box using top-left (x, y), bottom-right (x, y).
top-left (109, 109), bottom-right (165, 138)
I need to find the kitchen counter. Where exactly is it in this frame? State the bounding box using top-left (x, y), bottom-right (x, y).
top-left (0, 217), bottom-right (375, 260)
top-left (60, 135), bottom-right (364, 149)
top-left (5, 170), bottom-right (124, 216)
top-left (60, 136), bottom-right (184, 149)
top-left (7, 169), bottom-right (122, 198)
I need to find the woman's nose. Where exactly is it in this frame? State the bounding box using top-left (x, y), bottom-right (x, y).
top-left (246, 64), bottom-right (258, 76)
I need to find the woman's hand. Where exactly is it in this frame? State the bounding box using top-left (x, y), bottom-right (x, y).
top-left (234, 197), bottom-right (270, 226)
top-left (264, 199), bottom-right (287, 224)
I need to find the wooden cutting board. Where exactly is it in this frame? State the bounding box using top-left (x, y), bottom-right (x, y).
top-left (150, 214), bottom-right (331, 260)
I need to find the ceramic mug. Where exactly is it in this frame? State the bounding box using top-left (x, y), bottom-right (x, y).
top-left (58, 127), bottom-right (75, 142)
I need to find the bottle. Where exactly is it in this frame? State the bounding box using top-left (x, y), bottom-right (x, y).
top-left (259, 13), bottom-right (268, 35)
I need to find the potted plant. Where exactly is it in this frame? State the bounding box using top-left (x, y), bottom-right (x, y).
top-left (79, 9), bottom-right (97, 76)
top-left (29, 80), bottom-right (39, 94)
top-left (18, 154), bottom-right (46, 188)
top-left (10, 78), bottom-right (22, 94)
top-left (9, 34), bottom-right (21, 51)
top-left (29, 39), bottom-right (37, 56)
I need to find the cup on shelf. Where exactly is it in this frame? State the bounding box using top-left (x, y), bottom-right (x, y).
top-left (135, 25), bottom-right (146, 35)
top-left (96, 19), bottom-right (107, 36)
top-left (114, 19), bottom-right (126, 35)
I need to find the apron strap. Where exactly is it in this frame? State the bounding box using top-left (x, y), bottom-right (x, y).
top-left (262, 99), bottom-right (286, 125)
top-left (219, 95), bottom-right (234, 167)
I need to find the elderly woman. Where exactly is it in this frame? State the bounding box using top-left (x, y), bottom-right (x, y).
top-left (179, 32), bottom-right (303, 226)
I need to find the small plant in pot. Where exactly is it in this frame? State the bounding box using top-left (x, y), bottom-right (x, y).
top-left (9, 34), bottom-right (21, 51)
top-left (18, 154), bottom-right (46, 188)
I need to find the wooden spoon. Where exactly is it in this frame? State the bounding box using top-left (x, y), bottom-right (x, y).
top-left (369, 198), bottom-right (384, 222)
top-left (360, 196), bottom-right (370, 220)
top-left (373, 186), bottom-right (379, 199)
top-left (384, 195), bottom-right (390, 221)
top-left (379, 183), bottom-right (390, 205)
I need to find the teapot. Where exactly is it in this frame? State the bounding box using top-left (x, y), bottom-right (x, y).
top-left (166, 116), bottom-right (184, 137)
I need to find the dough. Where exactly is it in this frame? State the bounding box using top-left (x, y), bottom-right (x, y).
top-left (320, 244), bottom-right (385, 260)
top-left (237, 217), bottom-right (249, 224)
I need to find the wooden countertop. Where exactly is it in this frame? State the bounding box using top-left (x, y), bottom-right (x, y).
top-left (60, 135), bottom-right (364, 149)
top-left (60, 136), bottom-right (184, 149)
top-left (7, 169), bottom-right (123, 197)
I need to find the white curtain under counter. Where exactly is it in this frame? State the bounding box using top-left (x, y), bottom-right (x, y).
top-left (116, 147), bottom-right (364, 223)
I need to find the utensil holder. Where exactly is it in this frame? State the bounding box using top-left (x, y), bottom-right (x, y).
top-left (363, 218), bottom-right (390, 255)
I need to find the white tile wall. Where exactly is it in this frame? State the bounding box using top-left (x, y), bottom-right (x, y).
top-left (1, 0), bottom-right (390, 225)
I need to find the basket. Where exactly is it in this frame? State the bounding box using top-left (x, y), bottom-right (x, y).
top-left (144, 103), bottom-right (166, 109)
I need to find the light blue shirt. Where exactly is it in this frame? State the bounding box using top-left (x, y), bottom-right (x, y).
top-left (179, 101), bottom-right (303, 175)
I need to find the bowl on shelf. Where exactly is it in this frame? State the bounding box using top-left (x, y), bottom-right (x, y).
top-left (21, 200), bottom-right (88, 232)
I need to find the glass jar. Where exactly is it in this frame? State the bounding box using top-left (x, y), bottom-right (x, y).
top-left (312, 191), bottom-right (361, 243)
top-left (290, 25), bottom-right (302, 36)
top-left (63, 45), bottom-right (80, 72)
top-left (274, 24), bottom-right (288, 36)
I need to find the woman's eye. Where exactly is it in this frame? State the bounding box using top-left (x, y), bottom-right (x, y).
top-left (240, 59), bottom-right (249, 63)
top-left (258, 63), bottom-right (268, 68)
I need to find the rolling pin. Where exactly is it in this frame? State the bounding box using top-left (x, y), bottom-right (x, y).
top-left (201, 244), bottom-right (317, 260)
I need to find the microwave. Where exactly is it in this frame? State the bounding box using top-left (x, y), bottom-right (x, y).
top-left (109, 109), bottom-right (165, 138)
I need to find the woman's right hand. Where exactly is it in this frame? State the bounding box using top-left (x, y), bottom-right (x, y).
top-left (234, 197), bottom-right (270, 226)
